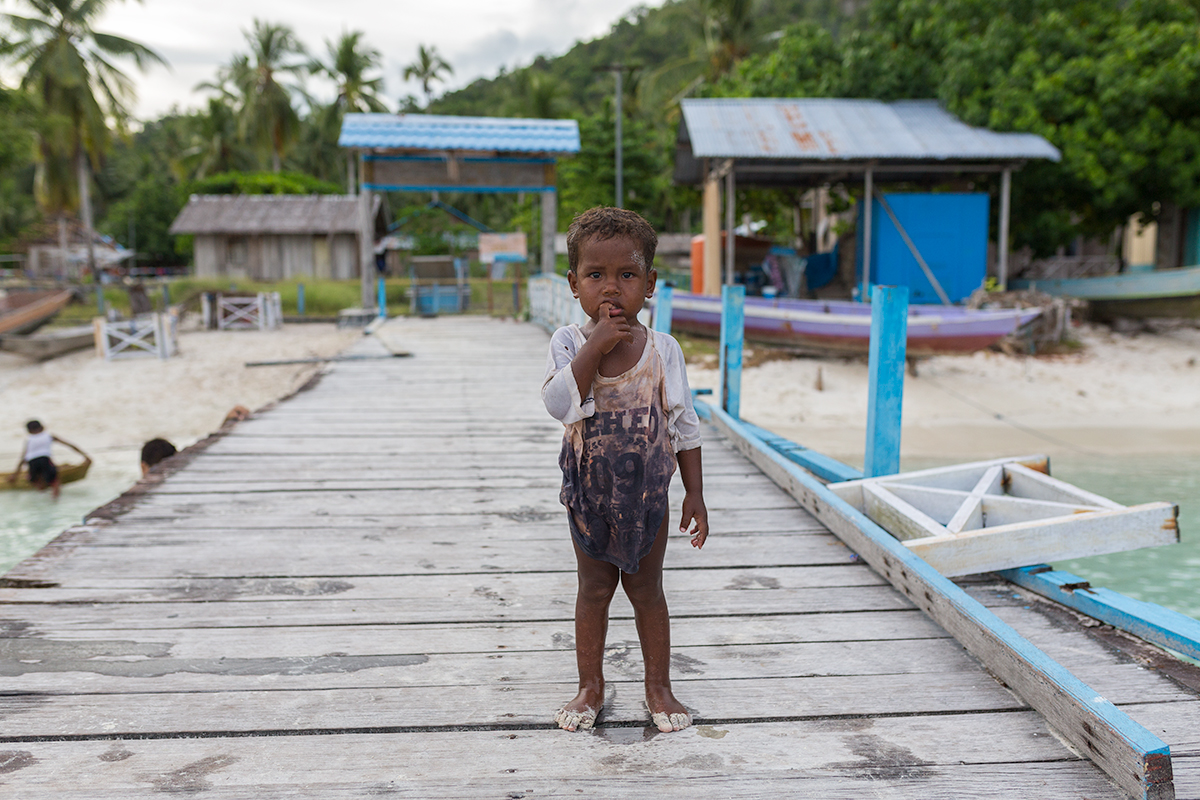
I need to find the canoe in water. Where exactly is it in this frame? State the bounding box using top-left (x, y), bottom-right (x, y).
top-left (1, 458), bottom-right (91, 490)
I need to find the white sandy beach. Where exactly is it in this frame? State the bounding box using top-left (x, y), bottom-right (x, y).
top-left (687, 322), bottom-right (1200, 463)
top-left (4, 318), bottom-right (1199, 481)
top-left (1, 323), bottom-right (362, 481)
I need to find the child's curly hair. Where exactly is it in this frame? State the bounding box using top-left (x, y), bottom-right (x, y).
top-left (566, 207), bottom-right (657, 272)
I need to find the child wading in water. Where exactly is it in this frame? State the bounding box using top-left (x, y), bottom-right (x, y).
top-left (542, 207), bottom-right (708, 733)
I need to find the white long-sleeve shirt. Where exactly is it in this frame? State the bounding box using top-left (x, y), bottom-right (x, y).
top-left (541, 325), bottom-right (702, 453)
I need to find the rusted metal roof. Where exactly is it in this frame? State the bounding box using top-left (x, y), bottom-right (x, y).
top-left (169, 195), bottom-right (378, 236)
top-left (680, 98), bottom-right (1060, 162)
top-left (339, 113), bottom-right (580, 154)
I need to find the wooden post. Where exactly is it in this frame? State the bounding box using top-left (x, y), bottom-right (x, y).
top-left (377, 277), bottom-right (387, 319)
top-left (297, 283), bottom-right (305, 317)
top-left (724, 169), bottom-right (735, 286)
top-left (864, 284), bottom-right (908, 477)
top-left (718, 284), bottom-right (745, 418)
top-left (861, 168), bottom-right (874, 302)
top-left (513, 262), bottom-right (522, 319)
top-left (653, 284), bottom-right (673, 335)
top-left (358, 152), bottom-right (374, 310)
top-left (541, 186), bottom-right (557, 274)
top-left (702, 167), bottom-right (721, 297)
top-left (999, 167), bottom-right (1012, 291)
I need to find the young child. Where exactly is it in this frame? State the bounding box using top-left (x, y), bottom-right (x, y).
top-left (8, 420), bottom-right (84, 499)
top-left (542, 207), bottom-right (709, 733)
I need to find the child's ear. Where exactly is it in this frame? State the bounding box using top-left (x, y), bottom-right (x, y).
top-left (646, 268), bottom-right (658, 297)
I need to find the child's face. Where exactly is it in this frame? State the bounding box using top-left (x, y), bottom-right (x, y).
top-left (568, 235), bottom-right (656, 324)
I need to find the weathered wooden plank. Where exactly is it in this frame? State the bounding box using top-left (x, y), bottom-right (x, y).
top-left (6, 536), bottom-right (861, 581)
top-left (0, 636), bottom-right (990, 694)
top-left (0, 716), bottom-right (1139, 800)
top-left (0, 565), bottom-right (886, 603)
top-left (1, 663), bottom-right (1188, 742)
top-left (946, 464), bottom-right (1003, 533)
top-left (0, 672), bottom-right (1032, 738)
top-left (0, 611), bottom-right (952, 660)
top-left (905, 502), bottom-right (1179, 577)
top-left (999, 566), bottom-right (1200, 661)
top-left (705, 404), bottom-right (1176, 800)
top-left (0, 583), bottom-right (919, 630)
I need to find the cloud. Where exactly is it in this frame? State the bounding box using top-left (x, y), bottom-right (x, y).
top-left (91, 0), bottom-right (658, 118)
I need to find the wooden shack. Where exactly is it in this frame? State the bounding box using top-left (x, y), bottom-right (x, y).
top-left (169, 194), bottom-right (386, 280)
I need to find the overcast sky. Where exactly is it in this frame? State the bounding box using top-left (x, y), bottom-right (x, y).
top-left (94, 0), bottom-right (662, 120)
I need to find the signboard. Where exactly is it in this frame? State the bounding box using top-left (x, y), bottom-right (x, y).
top-left (479, 233), bottom-right (527, 264)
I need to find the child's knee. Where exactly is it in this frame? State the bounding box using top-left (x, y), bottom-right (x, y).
top-left (577, 573), bottom-right (619, 605)
top-left (621, 571), bottom-right (664, 605)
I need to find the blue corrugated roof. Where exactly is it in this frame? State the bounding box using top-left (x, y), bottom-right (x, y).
top-left (339, 113), bottom-right (581, 154)
top-left (680, 99), bottom-right (1060, 162)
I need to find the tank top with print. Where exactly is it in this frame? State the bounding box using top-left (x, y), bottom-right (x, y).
top-left (558, 331), bottom-right (677, 573)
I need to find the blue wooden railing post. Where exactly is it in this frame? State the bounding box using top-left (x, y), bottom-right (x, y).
top-left (377, 277), bottom-right (387, 319)
top-left (653, 284), bottom-right (674, 334)
top-left (297, 283), bottom-right (306, 317)
top-left (718, 284), bottom-right (745, 418)
top-left (864, 285), bottom-right (908, 477)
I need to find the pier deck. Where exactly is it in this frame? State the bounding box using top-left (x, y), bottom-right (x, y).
top-left (1, 316), bottom-right (1197, 798)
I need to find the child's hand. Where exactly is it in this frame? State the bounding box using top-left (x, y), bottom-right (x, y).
top-left (591, 302), bottom-right (633, 354)
top-left (680, 492), bottom-right (709, 549)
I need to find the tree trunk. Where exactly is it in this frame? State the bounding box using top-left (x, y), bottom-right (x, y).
top-left (77, 152), bottom-right (96, 280)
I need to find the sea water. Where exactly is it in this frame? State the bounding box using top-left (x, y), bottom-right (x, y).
top-left (2, 453), bottom-right (1197, 623)
top-left (1, 456), bottom-right (139, 575)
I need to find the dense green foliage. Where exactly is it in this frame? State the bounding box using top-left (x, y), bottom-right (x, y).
top-left (714, 0), bottom-right (1200, 253)
top-left (4, 0), bottom-right (1200, 267)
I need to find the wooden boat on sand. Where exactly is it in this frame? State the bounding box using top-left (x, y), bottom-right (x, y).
top-left (663, 291), bottom-right (1042, 356)
top-left (2, 456), bottom-right (92, 490)
top-left (0, 324), bottom-right (94, 360)
top-left (1011, 264), bottom-right (1200, 320)
top-left (0, 289), bottom-right (73, 336)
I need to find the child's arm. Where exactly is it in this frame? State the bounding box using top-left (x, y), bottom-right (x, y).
top-left (9, 448), bottom-right (25, 482)
top-left (51, 435), bottom-right (85, 458)
top-left (567, 301), bottom-right (632, 400)
top-left (677, 446), bottom-right (708, 549)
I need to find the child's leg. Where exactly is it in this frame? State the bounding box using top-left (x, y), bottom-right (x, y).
top-left (556, 539), bottom-right (620, 731)
top-left (620, 512), bottom-right (691, 732)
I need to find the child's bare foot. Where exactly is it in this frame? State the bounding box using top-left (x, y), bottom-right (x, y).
top-left (554, 685), bottom-right (604, 732)
top-left (645, 685), bottom-right (691, 732)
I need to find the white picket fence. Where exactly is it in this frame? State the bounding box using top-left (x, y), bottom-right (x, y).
top-left (202, 292), bottom-right (283, 331)
top-left (528, 273), bottom-right (587, 332)
top-left (93, 312), bottom-right (178, 361)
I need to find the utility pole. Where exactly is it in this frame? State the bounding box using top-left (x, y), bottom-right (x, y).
top-left (593, 63), bottom-right (635, 208)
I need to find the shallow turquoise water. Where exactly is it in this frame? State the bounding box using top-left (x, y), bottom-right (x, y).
top-left (1051, 455), bottom-right (1200, 622)
top-left (1, 457), bottom-right (137, 575)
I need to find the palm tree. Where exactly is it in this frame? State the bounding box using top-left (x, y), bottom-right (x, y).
top-left (310, 30), bottom-right (388, 190)
top-left (237, 19), bottom-right (307, 172)
top-left (312, 31), bottom-right (388, 114)
top-left (403, 44), bottom-right (453, 107)
top-left (4, 0), bottom-right (166, 276)
top-left (703, 0), bottom-right (754, 78)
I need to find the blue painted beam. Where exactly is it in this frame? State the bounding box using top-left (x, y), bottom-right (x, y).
top-left (363, 183), bottom-right (556, 194)
top-left (297, 283), bottom-right (306, 317)
top-left (864, 285), bottom-right (908, 477)
top-left (740, 421), bottom-right (864, 483)
top-left (653, 284), bottom-right (674, 335)
top-left (377, 278), bottom-right (387, 319)
top-left (1000, 565), bottom-right (1200, 662)
top-left (718, 284), bottom-right (745, 419)
top-left (695, 399), bottom-right (1174, 800)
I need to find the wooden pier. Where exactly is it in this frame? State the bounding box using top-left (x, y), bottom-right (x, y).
top-left (1, 316), bottom-right (1197, 798)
